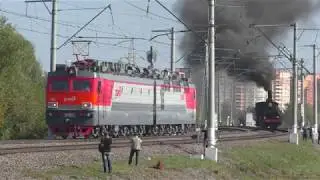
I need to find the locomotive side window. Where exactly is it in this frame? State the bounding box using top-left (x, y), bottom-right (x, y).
top-left (73, 80), bottom-right (91, 92)
top-left (51, 80), bottom-right (69, 91)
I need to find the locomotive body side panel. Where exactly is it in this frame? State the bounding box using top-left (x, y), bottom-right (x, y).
top-left (93, 73), bottom-right (196, 126)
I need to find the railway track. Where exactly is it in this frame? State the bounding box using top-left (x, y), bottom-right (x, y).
top-left (0, 127), bottom-right (258, 146)
top-left (0, 131), bottom-right (288, 155)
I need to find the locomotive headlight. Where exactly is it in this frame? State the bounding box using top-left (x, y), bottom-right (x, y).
top-left (81, 102), bottom-right (92, 109)
top-left (47, 102), bottom-right (58, 108)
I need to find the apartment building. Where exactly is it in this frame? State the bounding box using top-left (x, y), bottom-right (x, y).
top-left (304, 74), bottom-right (320, 105)
top-left (271, 69), bottom-right (303, 111)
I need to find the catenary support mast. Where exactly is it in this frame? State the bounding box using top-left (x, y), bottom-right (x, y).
top-left (205, 0), bottom-right (218, 162)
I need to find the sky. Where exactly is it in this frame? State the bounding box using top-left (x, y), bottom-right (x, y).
top-left (0, 0), bottom-right (319, 74)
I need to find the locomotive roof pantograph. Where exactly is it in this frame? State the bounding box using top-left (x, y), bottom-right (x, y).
top-left (50, 58), bottom-right (195, 87)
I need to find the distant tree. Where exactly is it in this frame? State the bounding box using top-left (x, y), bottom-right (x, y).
top-left (281, 79), bottom-right (320, 128)
top-left (0, 16), bottom-right (46, 139)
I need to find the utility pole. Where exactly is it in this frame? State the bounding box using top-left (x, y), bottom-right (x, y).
top-left (217, 71), bottom-right (222, 126)
top-left (50, 0), bottom-right (57, 72)
top-left (205, 0), bottom-right (218, 162)
top-left (200, 41), bottom-right (209, 127)
top-left (25, 0), bottom-right (57, 72)
top-left (230, 78), bottom-right (234, 126)
top-left (313, 44), bottom-right (318, 143)
top-left (300, 59), bottom-right (305, 128)
top-left (151, 28), bottom-right (175, 73)
top-left (171, 27), bottom-right (175, 73)
top-left (290, 23), bottom-right (299, 145)
top-left (150, 46), bottom-right (157, 130)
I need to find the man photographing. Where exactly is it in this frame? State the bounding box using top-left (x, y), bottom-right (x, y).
top-left (98, 133), bottom-right (112, 173)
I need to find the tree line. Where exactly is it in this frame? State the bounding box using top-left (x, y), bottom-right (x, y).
top-left (281, 80), bottom-right (320, 128)
top-left (0, 16), bottom-right (47, 139)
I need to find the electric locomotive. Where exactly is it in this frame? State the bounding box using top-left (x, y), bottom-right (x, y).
top-left (255, 90), bottom-right (281, 130)
top-left (46, 58), bottom-right (197, 139)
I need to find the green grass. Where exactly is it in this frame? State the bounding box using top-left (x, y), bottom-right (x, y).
top-left (24, 140), bottom-right (320, 180)
top-left (224, 140), bottom-right (320, 180)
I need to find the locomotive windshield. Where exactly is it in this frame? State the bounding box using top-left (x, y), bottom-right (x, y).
top-left (48, 78), bottom-right (92, 92)
top-left (72, 80), bottom-right (91, 92)
top-left (50, 80), bottom-right (69, 91)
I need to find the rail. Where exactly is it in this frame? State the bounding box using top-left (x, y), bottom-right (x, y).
top-left (0, 127), bottom-right (261, 145)
top-left (0, 131), bottom-right (288, 155)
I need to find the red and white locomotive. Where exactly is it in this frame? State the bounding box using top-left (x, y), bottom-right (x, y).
top-left (46, 59), bottom-right (197, 138)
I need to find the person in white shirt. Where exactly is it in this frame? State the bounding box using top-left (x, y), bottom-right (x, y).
top-left (128, 135), bottom-right (142, 165)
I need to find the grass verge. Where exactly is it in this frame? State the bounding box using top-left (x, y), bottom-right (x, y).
top-left (24, 140), bottom-right (320, 180)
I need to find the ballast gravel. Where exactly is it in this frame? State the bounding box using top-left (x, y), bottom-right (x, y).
top-left (0, 137), bottom-right (286, 180)
top-left (0, 143), bottom-right (204, 180)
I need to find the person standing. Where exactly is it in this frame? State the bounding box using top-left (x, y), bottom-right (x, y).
top-left (99, 133), bottom-right (112, 173)
top-left (128, 135), bottom-right (142, 166)
top-left (302, 127), bottom-right (307, 141)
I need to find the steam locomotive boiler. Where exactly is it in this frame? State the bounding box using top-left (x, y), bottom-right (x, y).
top-left (255, 90), bottom-right (281, 130)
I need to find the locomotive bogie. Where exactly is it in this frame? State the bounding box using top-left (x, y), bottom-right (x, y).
top-left (48, 124), bottom-right (196, 139)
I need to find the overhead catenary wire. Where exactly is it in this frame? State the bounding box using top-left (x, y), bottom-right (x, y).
top-left (40, 0), bottom-right (51, 14)
top-left (153, 0), bottom-right (206, 44)
top-left (123, 0), bottom-right (178, 23)
top-left (15, 25), bottom-right (148, 53)
top-left (0, 8), bottom-right (125, 37)
top-left (58, 4), bottom-right (112, 50)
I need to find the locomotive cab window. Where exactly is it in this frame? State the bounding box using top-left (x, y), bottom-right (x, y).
top-left (73, 80), bottom-right (91, 92)
top-left (50, 80), bottom-right (69, 91)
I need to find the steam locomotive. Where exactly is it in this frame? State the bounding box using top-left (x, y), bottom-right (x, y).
top-left (45, 59), bottom-right (197, 139)
top-left (255, 90), bottom-right (282, 130)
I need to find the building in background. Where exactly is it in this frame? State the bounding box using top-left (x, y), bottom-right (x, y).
top-left (216, 71), bottom-right (268, 113)
top-left (271, 69), bottom-right (291, 111)
top-left (234, 82), bottom-right (268, 111)
top-left (270, 69), bottom-right (302, 111)
top-left (304, 74), bottom-right (320, 105)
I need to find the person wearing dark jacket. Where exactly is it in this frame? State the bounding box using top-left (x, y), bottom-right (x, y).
top-left (99, 133), bottom-right (112, 173)
top-left (302, 127), bottom-right (307, 141)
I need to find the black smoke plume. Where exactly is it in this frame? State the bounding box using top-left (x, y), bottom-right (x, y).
top-left (174, 0), bottom-right (320, 90)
